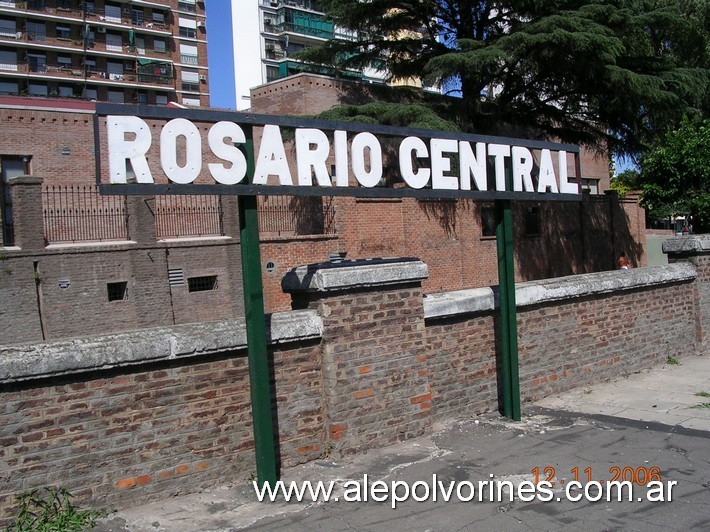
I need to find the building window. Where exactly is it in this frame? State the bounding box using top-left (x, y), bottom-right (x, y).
top-left (56, 24), bottom-right (71, 39)
top-left (136, 92), bottom-right (147, 104)
top-left (481, 206), bottom-right (496, 237)
top-left (181, 69), bottom-right (199, 91)
top-left (178, 17), bottom-right (197, 38)
top-left (26, 21), bottom-right (46, 42)
top-left (27, 53), bottom-right (46, 73)
top-left (153, 38), bottom-right (166, 53)
top-left (57, 55), bottom-right (72, 69)
top-left (0, 48), bottom-right (18, 71)
top-left (152, 11), bottom-right (165, 26)
top-left (178, 0), bottom-right (196, 13)
top-left (155, 94), bottom-right (168, 105)
top-left (0, 17), bottom-right (16, 38)
top-left (107, 61), bottom-right (124, 80)
top-left (265, 65), bottom-right (279, 82)
top-left (524, 206), bottom-right (540, 236)
top-left (28, 82), bottom-right (48, 96)
top-left (58, 84), bottom-right (74, 97)
top-left (0, 80), bottom-right (18, 95)
top-left (106, 32), bottom-right (123, 52)
top-left (182, 97), bottom-right (200, 107)
top-left (188, 275), bottom-right (217, 292)
top-left (179, 43), bottom-right (198, 64)
top-left (83, 86), bottom-right (97, 100)
top-left (107, 90), bottom-right (124, 103)
top-left (107, 281), bottom-right (128, 301)
top-left (131, 7), bottom-right (144, 25)
top-left (104, 2), bottom-right (122, 23)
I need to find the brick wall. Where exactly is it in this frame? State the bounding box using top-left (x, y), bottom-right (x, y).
top-left (0, 318), bottom-right (324, 525)
top-left (0, 250), bottom-right (705, 523)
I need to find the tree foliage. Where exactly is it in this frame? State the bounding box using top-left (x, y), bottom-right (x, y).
top-left (298, 0), bottom-right (709, 157)
top-left (640, 119), bottom-right (710, 230)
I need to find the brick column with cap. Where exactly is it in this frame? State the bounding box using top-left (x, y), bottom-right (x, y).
top-left (282, 258), bottom-right (431, 455)
top-left (664, 235), bottom-right (710, 353)
top-left (8, 175), bottom-right (44, 251)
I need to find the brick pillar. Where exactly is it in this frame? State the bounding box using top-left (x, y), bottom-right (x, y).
top-left (126, 196), bottom-right (173, 326)
top-left (283, 258), bottom-right (431, 455)
top-left (8, 175), bottom-right (44, 251)
top-left (220, 196), bottom-right (239, 239)
top-left (664, 235), bottom-right (710, 354)
top-left (126, 195), bottom-right (156, 244)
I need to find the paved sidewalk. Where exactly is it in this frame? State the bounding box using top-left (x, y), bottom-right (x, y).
top-left (94, 353), bottom-right (710, 531)
top-left (537, 353), bottom-right (710, 431)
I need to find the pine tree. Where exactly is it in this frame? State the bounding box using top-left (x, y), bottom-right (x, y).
top-left (298, 0), bottom-right (709, 157)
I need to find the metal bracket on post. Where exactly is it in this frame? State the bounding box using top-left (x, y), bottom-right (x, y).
top-left (495, 163), bottom-right (521, 421)
top-left (239, 129), bottom-right (278, 488)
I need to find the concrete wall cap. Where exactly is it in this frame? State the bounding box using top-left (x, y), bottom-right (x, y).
top-left (662, 235), bottom-right (710, 254)
top-left (424, 263), bottom-right (696, 319)
top-left (0, 310), bottom-right (322, 384)
top-left (282, 258), bottom-right (429, 293)
top-left (8, 175), bottom-right (43, 185)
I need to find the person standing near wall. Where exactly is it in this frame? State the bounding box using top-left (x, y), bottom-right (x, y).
top-left (618, 252), bottom-right (632, 270)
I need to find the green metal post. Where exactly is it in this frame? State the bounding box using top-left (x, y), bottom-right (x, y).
top-left (239, 131), bottom-right (278, 487)
top-left (495, 164), bottom-right (522, 421)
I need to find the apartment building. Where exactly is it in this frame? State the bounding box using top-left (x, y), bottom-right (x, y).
top-left (0, 0), bottom-right (208, 106)
top-left (230, 0), bottom-right (385, 111)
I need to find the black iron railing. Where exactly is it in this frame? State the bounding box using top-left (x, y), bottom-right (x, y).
top-left (43, 185), bottom-right (128, 243)
top-left (258, 196), bottom-right (336, 235)
top-left (155, 195), bottom-right (224, 239)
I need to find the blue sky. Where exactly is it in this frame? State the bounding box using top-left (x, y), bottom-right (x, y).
top-left (206, 2), bottom-right (236, 109)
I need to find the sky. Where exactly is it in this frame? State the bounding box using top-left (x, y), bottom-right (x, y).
top-left (205, 1), bottom-right (237, 110)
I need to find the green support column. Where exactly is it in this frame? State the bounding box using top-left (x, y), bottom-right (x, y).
top-left (495, 166), bottom-right (521, 421)
top-left (239, 131), bottom-right (278, 487)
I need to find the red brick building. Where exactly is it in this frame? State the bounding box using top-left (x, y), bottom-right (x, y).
top-left (0, 87), bottom-right (646, 343)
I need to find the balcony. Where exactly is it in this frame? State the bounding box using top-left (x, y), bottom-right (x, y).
top-left (3, 3), bottom-right (171, 33)
top-left (1, 59), bottom-right (174, 88)
top-left (272, 20), bottom-right (333, 40)
top-left (273, 59), bottom-right (362, 81)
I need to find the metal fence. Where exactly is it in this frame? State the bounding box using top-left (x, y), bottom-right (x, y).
top-left (154, 195), bottom-right (224, 239)
top-left (43, 185), bottom-right (128, 243)
top-left (258, 196), bottom-right (336, 235)
top-left (40, 187), bottom-right (333, 242)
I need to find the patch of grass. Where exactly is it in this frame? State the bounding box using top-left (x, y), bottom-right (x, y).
top-left (665, 355), bottom-right (679, 365)
top-left (7, 487), bottom-right (110, 532)
top-left (690, 403), bottom-right (710, 410)
top-left (695, 391), bottom-right (710, 398)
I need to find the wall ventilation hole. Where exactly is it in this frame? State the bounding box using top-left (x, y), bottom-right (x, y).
top-left (168, 268), bottom-right (185, 286)
top-left (188, 275), bottom-right (217, 292)
top-left (107, 281), bottom-right (128, 301)
top-left (265, 261), bottom-right (276, 273)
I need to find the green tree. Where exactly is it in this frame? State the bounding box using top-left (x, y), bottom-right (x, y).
top-left (640, 119), bottom-right (710, 231)
top-left (610, 169), bottom-right (642, 196)
top-left (299, 0), bottom-right (709, 157)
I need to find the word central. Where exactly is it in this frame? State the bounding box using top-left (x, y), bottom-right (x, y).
top-left (107, 116), bottom-right (577, 194)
